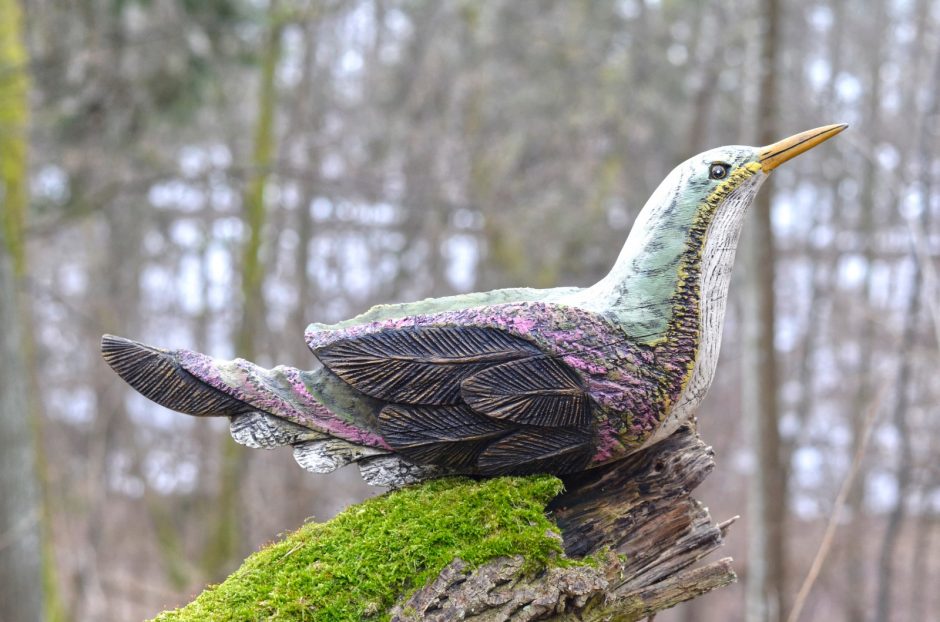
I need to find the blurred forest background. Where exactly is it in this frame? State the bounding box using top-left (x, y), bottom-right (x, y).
top-left (1, 0), bottom-right (938, 620)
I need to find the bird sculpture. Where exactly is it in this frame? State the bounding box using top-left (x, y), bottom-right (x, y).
top-left (102, 124), bottom-right (846, 487)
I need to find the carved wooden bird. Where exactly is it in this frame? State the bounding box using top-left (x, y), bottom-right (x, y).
top-left (102, 124), bottom-right (846, 486)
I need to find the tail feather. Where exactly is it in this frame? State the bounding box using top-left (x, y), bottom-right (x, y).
top-left (357, 455), bottom-right (442, 487)
top-left (229, 411), bottom-right (326, 449)
top-left (229, 411), bottom-right (433, 484)
top-left (101, 335), bottom-right (426, 486)
top-left (229, 410), bottom-right (389, 475)
top-left (293, 438), bottom-right (387, 474)
top-left (100, 334), bottom-right (253, 417)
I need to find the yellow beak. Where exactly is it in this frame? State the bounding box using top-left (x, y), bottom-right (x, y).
top-left (759, 123), bottom-right (848, 172)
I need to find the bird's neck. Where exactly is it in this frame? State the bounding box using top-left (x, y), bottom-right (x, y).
top-left (586, 163), bottom-right (764, 352)
top-left (656, 165), bottom-right (766, 422)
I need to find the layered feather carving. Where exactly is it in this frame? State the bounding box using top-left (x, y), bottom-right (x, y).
top-left (103, 309), bottom-right (613, 482)
top-left (378, 404), bottom-right (512, 468)
top-left (478, 428), bottom-right (594, 476)
top-left (314, 326), bottom-right (541, 404)
top-left (292, 438), bottom-right (387, 473)
top-left (314, 322), bottom-right (601, 475)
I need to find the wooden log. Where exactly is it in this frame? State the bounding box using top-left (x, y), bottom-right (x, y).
top-left (392, 423), bottom-right (736, 621)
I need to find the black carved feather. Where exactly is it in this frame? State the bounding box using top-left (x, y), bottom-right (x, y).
top-left (461, 357), bottom-right (590, 427)
top-left (477, 428), bottom-right (594, 476)
top-left (378, 404), bottom-right (512, 468)
top-left (315, 326), bottom-right (541, 405)
top-left (100, 335), bottom-right (253, 417)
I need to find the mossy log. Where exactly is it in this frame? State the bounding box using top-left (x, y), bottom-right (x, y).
top-left (154, 424), bottom-right (734, 621)
top-left (393, 424), bottom-right (735, 620)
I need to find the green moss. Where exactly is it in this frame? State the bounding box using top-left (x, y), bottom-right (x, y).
top-left (153, 475), bottom-right (571, 622)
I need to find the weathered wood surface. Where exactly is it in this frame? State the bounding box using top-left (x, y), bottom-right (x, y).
top-left (391, 424), bottom-right (735, 621)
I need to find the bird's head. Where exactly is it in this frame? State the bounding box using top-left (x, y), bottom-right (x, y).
top-left (623, 123), bottom-right (848, 263)
top-left (668, 123), bottom-right (848, 223)
top-left (594, 123), bottom-right (848, 322)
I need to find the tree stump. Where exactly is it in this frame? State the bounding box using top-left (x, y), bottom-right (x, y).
top-left (391, 423), bottom-right (735, 621)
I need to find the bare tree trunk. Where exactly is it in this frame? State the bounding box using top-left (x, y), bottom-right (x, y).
top-left (0, 222), bottom-right (44, 622)
top-left (907, 502), bottom-right (935, 622)
top-left (203, 0), bottom-right (284, 579)
top-left (683, 3), bottom-right (724, 155)
top-left (289, 15), bottom-right (323, 360)
top-left (0, 1), bottom-right (44, 618)
top-left (872, 232), bottom-right (919, 622)
top-left (783, 0), bottom-right (845, 492)
top-left (742, 0), bottom-right (786, 620)
top-left (843, 5), bottom-right (888, 621)
top-left (873, 43), bottom-right (940, 622)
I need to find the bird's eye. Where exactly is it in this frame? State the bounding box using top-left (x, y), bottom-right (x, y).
top-left (709, 163), bottom-right (729, 180)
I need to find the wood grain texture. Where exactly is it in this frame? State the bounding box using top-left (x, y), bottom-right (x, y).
top-left (357, 454), bottom-right (444, 487)
top-left (391, 424), bottom-right (735, 621)
top-left (292, 438), bottom-right (387, 474)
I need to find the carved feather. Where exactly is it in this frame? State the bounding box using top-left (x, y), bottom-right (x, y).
top-left (293, 439), bottom-right (387, 474)
top-left (357, 454), bottom-right (444, 487)
top-left (461, 357), bottom-right (591, 427)
top-left (229, 411), bottom-right (326, 449)
top-left (100, 335), bottom-right (252, 417)
top-left (478, 428), bottom-right (594, 476)
top-left (315, 326), bottom-right (541, 404)
top-left (378, 404), bottom-right (511, 468)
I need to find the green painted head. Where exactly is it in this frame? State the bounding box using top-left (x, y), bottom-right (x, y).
top-left (583, 124), bottom-right (848, 340)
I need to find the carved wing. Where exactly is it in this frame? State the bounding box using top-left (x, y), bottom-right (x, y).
top-left (315, 327), bottom-right (540, 405)
top-left (313, 324), bottom-right (597, 475)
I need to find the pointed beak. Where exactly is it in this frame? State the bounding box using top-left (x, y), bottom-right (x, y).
top-left (759, 123), bottom-right (848, 172)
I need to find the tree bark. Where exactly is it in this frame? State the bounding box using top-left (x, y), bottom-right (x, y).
top-left (204, 0), bottom-right (284, 580)
top-left (843, 4), bottom-right (888, 620)
top-left (392, 425), bottom-right (737, 621)
top-left (742, 0), bottom-right (786, 620)
top-left (873, 40), bottom-right (940, 622)
top-left (0, 2), bottom-right (45, 619)
top-left (0, 216), bottom-right (44, 622)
